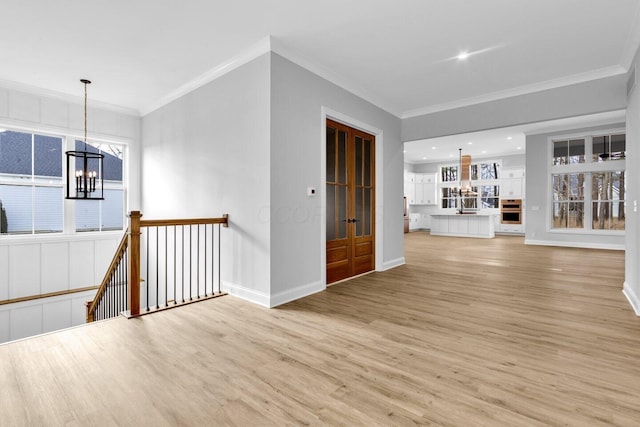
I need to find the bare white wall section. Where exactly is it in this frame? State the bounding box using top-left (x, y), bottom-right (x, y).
top-left (624, 47), bottom-right (640, 315)
top-left (141, 54), bottom-right (272, 304)
top-left (0, 290), bottom-right (96, 344)
top-left (269, 53), bottom-right (404, 305)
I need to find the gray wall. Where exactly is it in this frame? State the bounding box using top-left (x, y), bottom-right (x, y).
top-left (141, 54), bottom-right (272, 299)
top-left (624, 48), bottom-right (640, 314)
top-left (525, 123), bottom-right (626, 249)
top-left (403, 75), bottom-right (628, 141)
top-left (141, 52), bottom-right (404, 307)
top-left (270, 53), bottom-right (404, 301)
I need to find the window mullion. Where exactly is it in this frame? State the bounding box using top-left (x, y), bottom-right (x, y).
top-left (63, 135), bottom-right (75, 235)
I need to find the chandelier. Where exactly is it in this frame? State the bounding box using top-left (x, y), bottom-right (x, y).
top-left (65, 79), bottom-right (104, 200)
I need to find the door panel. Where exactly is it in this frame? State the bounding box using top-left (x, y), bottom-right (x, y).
top-left (326, 119), bottom-right (375, 284)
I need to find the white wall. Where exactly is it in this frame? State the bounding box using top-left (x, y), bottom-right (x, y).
top-left (141, 51), bottom-right (404, 308)
top-left (0, 289), bottom-right (96, 344)
top-left (0, 82), bottom-right (140, 343)
top-left (141, 54), bottom-right (272, 304)
top-left (402, 75), bottom-right (628, 141)
top-left (624, 48), bottom-right (640, 315)
top-left (525, 123), bottom-right (626, 249)
top-left (269, 53), bottom-right (404, 305)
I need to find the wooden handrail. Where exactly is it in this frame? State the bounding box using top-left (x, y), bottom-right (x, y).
top-left (1, 286), bottom-right (99, 306)
top-left (140, 214), bottom-right (228, 228)
top-left (86, 211), bottom-right (229, 322)
top-left (85, 229), bottom-right (129, 322)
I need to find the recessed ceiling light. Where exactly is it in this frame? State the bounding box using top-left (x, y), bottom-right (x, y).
top-left (481, 150), bottom-right (487, 154)
top-left (467, 142), bottom-right (473, 145)
top-left (403, 150), bottom-right (406, 153)
top-left (517, 147), bottom-right (522, 150)
top-left (431, 146), bottom-right (436, 150)
top-left (457, 52), bottom-right (469, 60)
top-left (422, 157), bottom-right (427, 160)
top-left (507, 136), bottom-right (513, 141)
top-left (449, 154), bottom-right (454, 158)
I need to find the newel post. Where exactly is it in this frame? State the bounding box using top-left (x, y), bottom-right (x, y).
top-left (128, 211), bottom-right (142, 317)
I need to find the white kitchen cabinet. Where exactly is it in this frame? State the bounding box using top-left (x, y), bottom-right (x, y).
top-left (413, 173), bottom-right (437, 205)
top-left (501, 168), bottom-right (524, 198)
top-left (404, 172), bottom-right (416, 204)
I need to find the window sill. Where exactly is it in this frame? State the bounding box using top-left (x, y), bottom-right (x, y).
top-left (547, 228), bottom-right (625, 236)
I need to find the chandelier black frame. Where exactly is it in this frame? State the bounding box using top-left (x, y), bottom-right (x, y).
top-left (66, 79), bottom-right (104, 200)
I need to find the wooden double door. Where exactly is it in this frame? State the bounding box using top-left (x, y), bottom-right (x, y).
top-left (326, 119), bottom-right (375, 284)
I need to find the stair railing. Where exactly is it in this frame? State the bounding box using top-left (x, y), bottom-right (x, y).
top-left (86, 211), bottom-right (229, 322)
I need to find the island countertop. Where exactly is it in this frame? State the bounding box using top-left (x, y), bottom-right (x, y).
top-left (430, 212), bottom-right (497, 238)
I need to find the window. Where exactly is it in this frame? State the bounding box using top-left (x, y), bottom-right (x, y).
top-left (75, 140), bottom-right (124, 232)
top-left (0, 127), bottom-right (126, 236)
top-left (550, 131), bottom-right (625, 232)
top-left (441, 187), bottom-right (457, 208)
top-left (552, 173), bottom-right (585, 229)
top-left (439, 160), bottom-right (501, 210)
top-left (441, 166), bottom-right (457, 182)
top-left (0, 130), bottom-right (63, 234)
top-left (553, 139), bottom-right (585, 165)
top-left (592, 134), bottom-right (625, 162)
top-left (592, 171), bottom-right (625, 230)
top-left (481, 185), bottom-right (500, 209)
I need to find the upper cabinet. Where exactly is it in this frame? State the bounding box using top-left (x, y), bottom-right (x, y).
top-left (501, 168), bottom-right (525, 198)
top-left (405, 172), bottom-right (437, 205)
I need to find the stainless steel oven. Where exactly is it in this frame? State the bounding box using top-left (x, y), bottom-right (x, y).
top-left (500, 199), bottom-right (522, 224)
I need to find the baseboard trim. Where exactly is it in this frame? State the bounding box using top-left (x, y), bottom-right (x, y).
top-left (270, 280), bottom-right (325, 308)
top-left (382, 257), bottom-right (405, 271)
top-left (222, 281), bottom-right (270, 308)
top-left (524, 239), bottom-right (625, 251)
top-left (623, 282), bottom-right (640, 316)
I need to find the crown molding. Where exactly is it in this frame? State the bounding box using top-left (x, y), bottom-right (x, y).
top-left (140, 35), bottom-right (403, 118)
top-left (269, 38), bottom-right (403, 118)
top-left (0, 78), bottom-right (139, 117)
top-left (621, 1), bottom-right (640, 70)
top-left (401, 65), bottom-right (628, 119)
top-left (140, 37), bottom-right (273, 116)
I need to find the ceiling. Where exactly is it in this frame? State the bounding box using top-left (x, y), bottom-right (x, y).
top-left (1, 1), bottom-right (639, 118)
top-left (403, 110), bottom-right (627, 164)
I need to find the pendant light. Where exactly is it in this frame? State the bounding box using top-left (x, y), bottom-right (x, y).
top-left (65, 79), bottom-right (104, 200)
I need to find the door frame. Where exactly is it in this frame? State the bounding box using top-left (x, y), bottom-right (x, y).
top-left (320, 107), bottom-right (384, 287)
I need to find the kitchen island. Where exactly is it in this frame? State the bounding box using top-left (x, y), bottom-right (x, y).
top-left (430, 213), bottom-right (497, 238)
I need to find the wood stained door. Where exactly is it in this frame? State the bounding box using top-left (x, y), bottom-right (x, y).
top-left (326, 119), bottom-right (375, 284)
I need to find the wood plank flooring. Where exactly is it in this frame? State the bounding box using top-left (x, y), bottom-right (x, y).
top-left (2, 232), bottom-right (639, 426)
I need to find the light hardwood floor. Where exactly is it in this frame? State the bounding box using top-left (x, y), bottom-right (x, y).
top-left (2, 232), bottom-right (639, 426)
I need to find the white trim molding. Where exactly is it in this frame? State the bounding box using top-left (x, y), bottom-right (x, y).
top-left (140, 37), bottom-right (273, 116)
top-left (401, 66), bottom-right (627, 119)
top-left (269, 281), bottom-right (324, 308)
top-left (623, 282), bottom-right (640, 316)
top-left (381, 257), bottom-right (405, 271)
top-left (222, 281), bottom-right (270, 308)
top-left (524, 239), bottom-right (625, 251)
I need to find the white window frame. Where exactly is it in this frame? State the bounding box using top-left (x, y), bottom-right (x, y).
top-left (438, 158), bottom-right (502, 212)
top-left (0, 124), bottom-right (128, 239)
top-left (547, 129), bottom-right (625, 235)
